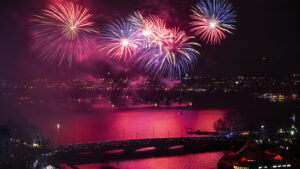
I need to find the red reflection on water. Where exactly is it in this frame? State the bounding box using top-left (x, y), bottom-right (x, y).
top-left (30, 109), bottom-right (226, 145)
top-left (72, 152), bottom-right (226, 169)
top-left (58, 164), bottom-right (73, 169)
top-left (135, 147), bottom-right (156, 152)
top-left (168, 145), bottom-right (184, 150)
top-left (103, 149), bottom-right (124, 154)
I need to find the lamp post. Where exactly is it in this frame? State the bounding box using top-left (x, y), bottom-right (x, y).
top-left (56, 122), bottom-right (61, 145)
top-left (260, 123), bottom-right (265, 142)
top-left (261, 124), bottom-right (264, 131)
top-left (56, 123), bottom-right (60, 131)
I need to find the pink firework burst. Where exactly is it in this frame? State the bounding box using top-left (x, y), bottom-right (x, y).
top-left (190, 14), bottom-right (226, 45)
top-left (129, 12), bottom-right (170, 48)
top-left (31, 2), bottom-right (97, 67)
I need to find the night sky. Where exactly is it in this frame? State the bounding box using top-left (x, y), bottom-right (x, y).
top-left (0, 0), bottom-right (299, 80)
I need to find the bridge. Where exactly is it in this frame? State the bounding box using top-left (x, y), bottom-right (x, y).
top-left (48, 135), bottom-right (248, 157)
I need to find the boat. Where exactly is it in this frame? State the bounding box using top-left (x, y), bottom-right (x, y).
top-left (194, 130), bottom-right (215, 135)
top-left (186, 128), bottom-right (194, 134)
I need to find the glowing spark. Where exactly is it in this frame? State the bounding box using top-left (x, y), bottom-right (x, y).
top-left (209, 20), bottom-right (217, 28)
top-left (121, 39), bottom-right (129, 46)
top-left (70, 25), bottom-right (76, 30)
top-left (142, 30), bottom-right (151, 36)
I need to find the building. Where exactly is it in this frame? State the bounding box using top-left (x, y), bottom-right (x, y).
top-left (0, 125), bottom-right (11, 168)
top-left (217, 141), bottom-right (295, 169)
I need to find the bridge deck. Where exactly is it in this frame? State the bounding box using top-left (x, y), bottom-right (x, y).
top-left (48, 135), bottom-right (247, 154)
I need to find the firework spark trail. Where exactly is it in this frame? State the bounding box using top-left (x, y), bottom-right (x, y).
top-left (190, 0), bottom-right (236, 45)
top-left (31, 2), bottom-right (97, 67)
top-left (100, 18), bottom-right (143, 61)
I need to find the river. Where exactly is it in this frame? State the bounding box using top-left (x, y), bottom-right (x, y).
top-left (30, 108), bottom-right (227, 169)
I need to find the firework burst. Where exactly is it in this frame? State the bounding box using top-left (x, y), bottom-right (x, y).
top-left (138, 28), bottom-right (200, 79)
top-left (100, 19), bottom-right (143, 61)
top-left (31, 2), bottom-right (97, 67)
top-left (129, 12), bottom-right (169, 48)
top-left (190, 0), bottom-right (236, 44)
top-left (129, 11), bottom-right (200, 79)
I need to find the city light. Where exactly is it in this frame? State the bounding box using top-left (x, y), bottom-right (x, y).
top-left (32, 143), bottom-right (39, 147)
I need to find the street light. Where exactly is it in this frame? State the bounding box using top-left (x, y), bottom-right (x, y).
top-left (291, 131), bottom-right (295, 136)
top-left (56, 123), bottom-right (61, 145)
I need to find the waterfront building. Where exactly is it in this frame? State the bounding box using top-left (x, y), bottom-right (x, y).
top-left (0, 125), bottom-right (11, 168)
top-left (217, 141), bottom-right (295, 169)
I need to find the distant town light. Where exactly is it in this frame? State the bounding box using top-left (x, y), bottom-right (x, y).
top-left (32, 143), bottom-right (39, 147)
top-left (279, 128), bottom-right (284, 133)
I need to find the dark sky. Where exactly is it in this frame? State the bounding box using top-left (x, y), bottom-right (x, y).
top-left (0, 0), bottom-right (299, 80)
